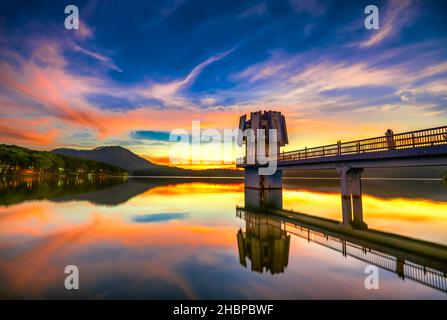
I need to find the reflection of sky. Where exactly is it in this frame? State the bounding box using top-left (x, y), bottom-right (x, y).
top-left (282, 186), bottom-right (447, 243)
top-left (132, 212), bottom-right (189, 223)
top-left (0, 181), bottom-right (446, 299)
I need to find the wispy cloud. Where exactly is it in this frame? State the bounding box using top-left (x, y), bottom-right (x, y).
top-left (75, 20), bottom-right (94, 40)
top-left (359, 0), bottom-right (417, 48)
top-left (0, 44), bottom-right (105, 129)
top-left (143, 48), bottom-right (236, 109)
top-left (72, 44), bottom-right (122, 72)
top-left (223, 41), bottom-right (447, 144)
top-left (0, 36), bottom-right (240, 150)
top-left (0, 0), bottom-right (446, 156)
top-left (237, 2), bottom-right (268, 18)
top-left (0, 121), bottom-right (59, 146)
top-left (290, 0), bottom-right (329, 16)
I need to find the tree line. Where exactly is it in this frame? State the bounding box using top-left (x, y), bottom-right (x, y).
top-left (0, 144), bottom-right (126, 176)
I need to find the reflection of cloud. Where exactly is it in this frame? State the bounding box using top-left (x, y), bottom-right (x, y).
top-left (132, 212), bottom-right (188, 223)
top-left (0, 203), bottom-right (236, 298)
top-left (2, 180), bottom-right (446, 298)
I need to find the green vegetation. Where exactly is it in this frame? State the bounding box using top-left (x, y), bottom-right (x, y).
top-left (0, 144), bottom-right (127, 176)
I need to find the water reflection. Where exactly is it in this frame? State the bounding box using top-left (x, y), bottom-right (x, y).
top-left (0, 176), bottom-right (447, 298)
top-left (0, 176), bottom-right (241, 206)
top-left (237, 212), bottom-right (290, 275)
top-left (240, 184), bottom-right (447, 293)
top-left (0, 175), bottom-right (127, 206)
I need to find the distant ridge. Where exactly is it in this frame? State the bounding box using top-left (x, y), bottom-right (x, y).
top-left (52, 146), bottom-right (157, 172)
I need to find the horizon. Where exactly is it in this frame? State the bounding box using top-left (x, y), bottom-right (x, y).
top-left (1, 0), bottom-right (447, 169)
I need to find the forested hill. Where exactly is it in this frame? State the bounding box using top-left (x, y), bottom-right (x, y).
top-left (52, 146), bottom-right (157, 172)
top-left (0, 144), bottom-right (126, 175)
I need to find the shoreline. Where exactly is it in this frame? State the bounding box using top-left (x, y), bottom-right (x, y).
top-left (128, 175), bottom-right (444, 181)
top-left (1, 173), bottom-right (445, 182)
top-left (0, 173), bottom-right (128, 178)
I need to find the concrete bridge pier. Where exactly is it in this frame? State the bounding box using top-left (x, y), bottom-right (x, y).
top-left (338, 167), bottom-right (353, 228)
top-left (244, 167), bottom-right (283, 210)
top-left (337, 167), bottom-right (368, 230)
top-left (244, 187), bottom-right (283, 210)
top-left (244, 167), bottom-right (283, 190)
top-left (350, 169), bottom-right (368, 229)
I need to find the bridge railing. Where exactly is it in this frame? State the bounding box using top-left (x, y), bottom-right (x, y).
top-left (236, 125), bottom-right (447, 164)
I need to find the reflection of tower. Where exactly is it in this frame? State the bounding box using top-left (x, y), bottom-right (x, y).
top-left (237, 212), bottom-right (290, 275)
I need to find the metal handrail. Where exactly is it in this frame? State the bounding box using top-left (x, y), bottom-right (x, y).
top-left (236, 125), bottom-right (447, 164)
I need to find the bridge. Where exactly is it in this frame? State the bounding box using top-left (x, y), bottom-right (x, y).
top-left (236, 111), bottom-right (447, 229)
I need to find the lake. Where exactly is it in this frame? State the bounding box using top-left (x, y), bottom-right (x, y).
top-left (0, 175), bottom-right (447, 299)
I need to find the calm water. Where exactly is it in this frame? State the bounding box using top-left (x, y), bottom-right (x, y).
top-left (1, 176), bottom-right (447, 299)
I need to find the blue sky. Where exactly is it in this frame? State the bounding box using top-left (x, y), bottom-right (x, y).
top-left (0, 0), bottom-right (446, 164)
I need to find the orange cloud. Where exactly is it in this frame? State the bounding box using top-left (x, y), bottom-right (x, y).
top-left (0, 41), bottom-right (242, 152)
top-left (0, 122), bottom-right (59, 147)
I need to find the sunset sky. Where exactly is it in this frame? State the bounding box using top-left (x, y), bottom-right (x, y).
top-left (0, 0), bottom-right (446, 167)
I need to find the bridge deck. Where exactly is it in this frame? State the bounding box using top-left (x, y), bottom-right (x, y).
top-left (237, 125), bottom-right (447, 169)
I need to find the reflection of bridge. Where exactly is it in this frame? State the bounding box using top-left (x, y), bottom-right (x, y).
top-left (236, 207), bottom-right (447, 293)
top-left (236, 111), bottom-right (447, 228)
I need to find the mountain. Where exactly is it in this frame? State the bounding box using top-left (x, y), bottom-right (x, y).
top-left (52, 146), bottom-right (157, 172)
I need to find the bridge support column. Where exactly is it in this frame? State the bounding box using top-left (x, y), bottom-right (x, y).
top-left (244, 167), bottom-right (282, 190)
top-left (337, 167), bottom-right (353, 228)
top-left (244, 167), bottom-right (283, 210)
top-left (337, 167), bottom-right (368, 229)
top-left (350, 169), bottom-right (368, 229)
top-left (244, 188), bottom-right (283, 210)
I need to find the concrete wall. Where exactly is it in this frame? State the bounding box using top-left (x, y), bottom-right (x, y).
top-left (244, 188), bottom-right (282, 210)
top-left (244, 167), bottom-right (283, 189)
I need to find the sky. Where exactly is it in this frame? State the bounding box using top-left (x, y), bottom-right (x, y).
top-left (0, 0), bottom-right (446, 167)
